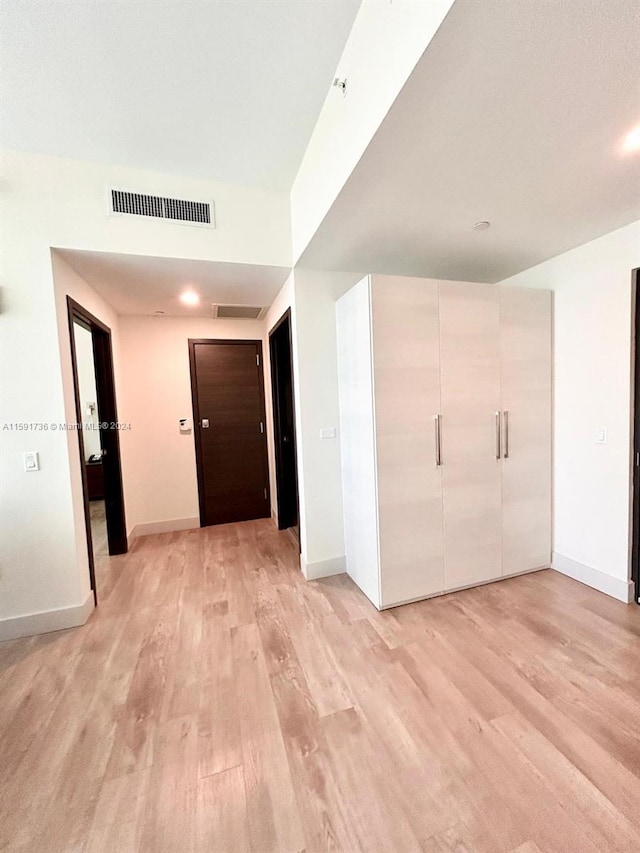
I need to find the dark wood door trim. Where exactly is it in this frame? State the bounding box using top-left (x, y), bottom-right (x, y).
top-left (269, 307), bottom-right (292, 338)
top-left (189, 338), bottom-right (271, 527)
top-left (631, 268), bottom-right (640, 604)
top-left (67, 297), bottom-right (128, 604)
top-left (268, 309), bottom-right (300, 536)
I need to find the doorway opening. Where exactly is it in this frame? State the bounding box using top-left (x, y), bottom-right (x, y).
top-left (189, 339), bottom-right (271, 526)
top-left (269, 310), bottom-right (300, 541)
top-left (67, 297), bottom-right (127, 603)
top-left (631, 268), bottom-right (640, 604)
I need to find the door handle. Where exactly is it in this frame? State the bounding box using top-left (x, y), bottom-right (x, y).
top-left (434, 414), bottom-right (442, 466)
top-left (503, 410), bottom-right (509, 459)
top-left (495, 411), bottom-right (501, 459)
top-left (283, 435), bottom-right (290, 443)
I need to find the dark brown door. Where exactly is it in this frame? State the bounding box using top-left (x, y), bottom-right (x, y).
top-left (189, 339), bottom-right (270, 526)
top-left (631, 268), bottom-right (640, 605)
top-left (269, 310), bottom-right (299, 534)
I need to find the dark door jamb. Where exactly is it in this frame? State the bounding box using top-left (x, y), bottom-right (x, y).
top-left (67, 297), bottom-right (128, 604)
top-left (268, 309), bottom-right (300, 537)
top-left (631, 268), bottom-right (640, 604)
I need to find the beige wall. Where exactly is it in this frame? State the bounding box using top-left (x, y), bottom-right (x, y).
top-left (50, 252), bottom-right (123, 624)
top-left (117, 314), bottom-right (267, 537)
top-left (501, 221), bottom-right (640, 602)
top-left (259, 267), bottom-right (362, 577)
top-left (109, 265), bottom-right (362, 581)
top-left (56, 254), bottom-right (278, 559)
top-left (291, 0), bottom-right (454, 260)
top-left (0, 149), bottom-right (290, 634)
top-left (292, 268), bottom-right (363, 576)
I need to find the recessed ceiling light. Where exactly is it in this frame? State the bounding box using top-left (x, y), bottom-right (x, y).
top-left (473, 220), bottom-right (491, 231)
top-left (180, 291), bottom-right (200, 306)
top-left (622, 123), bottom-right (640, 153)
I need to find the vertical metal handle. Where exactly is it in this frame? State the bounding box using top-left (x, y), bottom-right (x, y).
top-left (495, 411), bottom-right (501, 459)
top-left (503, 410), bottom-right (509, 459)
top-left (435, 414), bottom-right (442, 466)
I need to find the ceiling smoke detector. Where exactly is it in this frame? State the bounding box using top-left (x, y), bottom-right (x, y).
top-left (473, 220), bottom-right (491, 231)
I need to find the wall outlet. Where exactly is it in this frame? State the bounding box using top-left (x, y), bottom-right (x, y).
top-left (320, 427), bottom-right (336, 439)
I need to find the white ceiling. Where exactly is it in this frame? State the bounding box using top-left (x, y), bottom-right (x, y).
top-left (0, 0), bottom-right (360, 190)
top-left (299, 0), bottom-right (640, 282)
top-left (57, 250), bottom-right (291, 317)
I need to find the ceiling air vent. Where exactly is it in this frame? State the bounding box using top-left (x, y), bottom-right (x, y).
top-left (109, 189), bottom-right (215, 228)
top-left (212, 304), bottom-right (266, 320)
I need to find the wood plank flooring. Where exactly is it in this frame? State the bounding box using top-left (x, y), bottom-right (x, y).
top-left (1, 519), bottom-right (640, 852)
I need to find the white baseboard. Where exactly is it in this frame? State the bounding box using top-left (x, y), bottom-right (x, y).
top-left (552, 552), bottom-right (634, 603)
top-left (0, 592), bottom-right (95, 642)
top-left (301, 554), bottom-right (346, 580)
top-left (128, 516), bottom-right (200, 544)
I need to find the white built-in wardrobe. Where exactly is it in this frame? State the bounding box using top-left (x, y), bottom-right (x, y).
top-left (336, 274), bottom-right (552, 610)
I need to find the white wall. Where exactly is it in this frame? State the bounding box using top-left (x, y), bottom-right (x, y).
top-left (2, 150), bottom-right (291, 266)
top-left (0, 249), bottom-right (126, 638)
top-left (73, 324), bottom-right (101, 460)
top-left (0, 149), bottom-right (291, 637)
top-left (335, 276), bottom-right (380, 605)
top-left (290, 0), bottom-right (454, 261)
top-left (292, 268), bottom-right (363, 577)
top-left (500, 222), bottom-right (640, 602)
top-left (51, 253), bottom-right (123, 620)
top-left (116, 263), bottom-right (363, 584)
top-left (117, 314), bottom-right (266, 537)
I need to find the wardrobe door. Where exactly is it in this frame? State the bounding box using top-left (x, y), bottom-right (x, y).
top-left (439, 282), bottom-right (502, 590)
top-left (500, 287), bottom-right (552, 575)
top-left (371, 275), bottom-right (444, 607)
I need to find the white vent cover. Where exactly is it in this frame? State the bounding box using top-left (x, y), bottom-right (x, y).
top-left (212, 304), bottom-right (266, 320)
top-left (109, 188), bottom-right (215, 228)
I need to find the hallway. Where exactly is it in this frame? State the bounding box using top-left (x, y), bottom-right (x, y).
top-left (1, 520), bottom-right (640, 852)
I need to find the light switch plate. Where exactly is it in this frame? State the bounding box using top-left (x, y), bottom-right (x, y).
top-left (320, 427), bottom-right (336, 439)
top-left (596, 428), bottom-right (607, 444)
top-left (24, 451), bottom-right (40, 471)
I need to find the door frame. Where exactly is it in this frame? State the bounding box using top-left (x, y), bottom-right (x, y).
top-left (188, 338), bottom-right (271, 527)
top-left (67, 297), bottom-right (128, 603)
top-left (268, 309), bottom-right (300, 534)
top-left (631, 268), bottom-right (640, 604)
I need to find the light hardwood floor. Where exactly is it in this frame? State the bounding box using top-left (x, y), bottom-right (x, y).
top-left (1, 519), bottom-right (640, 852)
